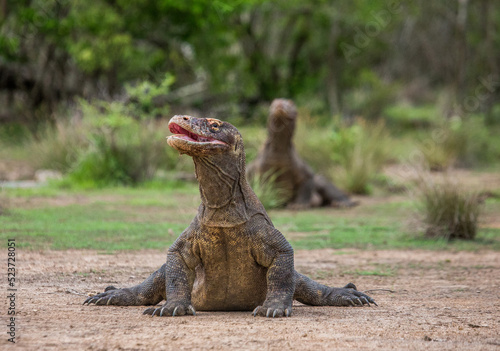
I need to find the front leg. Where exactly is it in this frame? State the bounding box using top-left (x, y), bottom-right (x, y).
top-left (144, 242), bottom-right (197, 317)
top-left (252, 227), bottom-right (296, 318)
top-left (84, 264), bottom-right (166, 306)
top-left (294, 272), bottom-right (376, 307)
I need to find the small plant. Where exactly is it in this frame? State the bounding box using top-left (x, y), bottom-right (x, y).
top-left (27, 119), bottom-right (88, 172)
top-left (419, 116), bottom-right (495, 170)
top-left (295, 116), bottom-right (390, 195)
top-left (66, 101), bottom-right (174, 187)
top-left (384, 104), bottom-right (437, 130)
top-left (330, 118), bottom-right (390, 194)
top-left (248, 169), bottom-right (289, 209)
top-left (417, 175), bottom-right (482, 240)
top-left (125, 73), bottom-right (175, 118)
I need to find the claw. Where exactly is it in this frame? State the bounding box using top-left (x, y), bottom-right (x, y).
top-left (266, 308), bottom-right (272, 318)
top-left (172, 306), bottom-right (179, 317)
top-left (344, 283), bottom-right (357, 290)
top-left (252, 306), bottom-right (259, 317)
top-left (285, 308), bottom-right (291, 317)
top-left (106, 297), bottom-right (113, 306)
top-left (347, 298), bottom-right (355, 306)
top-left (152, 307), bottom-right (160, 317)
top-left (272, 310), bottom-right (278, 318)
top-left (354, 298), bottom-right (363, 306)
top-left (188, 305), bottom-right (196, 316)
top-left (95, 297), bottom-right (103, 305)
top-left (360, 297), bottom-right (370, 306)
top-left (160, 307), bottom-right (166, 317)
top-left (372, 300), bottom-right (378, 307)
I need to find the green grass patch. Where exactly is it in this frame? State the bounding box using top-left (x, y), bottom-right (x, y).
top-left (344, 269), bottom-right (395, 277)
top-left (1, 184), bottom-right (499, 251)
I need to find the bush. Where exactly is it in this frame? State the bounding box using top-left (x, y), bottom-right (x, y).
top-left (295, 116), bottom-right (390, 195)
top-left (248, 169), bottom-right (289, 210)
top-left (419, 116), bottom-right (496, 170)
top-left (417, 175), bottom-right (482, 240)
top-left (329, 119), bottom-right (390, 194)
top-left (24, 74), bottom-right (186, 187)
top-left (0, 122), bottom-right (31, 146)
top-left (343, 69), bottom-right (398, 120)
top-left (27, 120), bottom-right (88, 172)
top-left (384, 104), bottom-right (437, 130)
top-left (64, 101), bottom-right (176, 187)
top-left (125, 73), bottom-right (174, 118)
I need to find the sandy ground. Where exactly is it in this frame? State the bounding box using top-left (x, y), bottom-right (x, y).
top-left (1, 248), bottom-right (499, 350)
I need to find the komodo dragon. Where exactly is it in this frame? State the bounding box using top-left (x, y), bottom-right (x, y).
top-left (84, 115), bottom-right (375, 317)
top-left (247, 99), bottom-right (357, 208)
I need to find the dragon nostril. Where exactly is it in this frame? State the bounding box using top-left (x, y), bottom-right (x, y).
top-left (183, 116), bottom-right (189, 121)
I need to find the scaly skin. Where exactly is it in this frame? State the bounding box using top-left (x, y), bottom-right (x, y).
top-left (84, 115), bottom-right (376, 317)
top-left (247, 99), bottom-right (357, 208)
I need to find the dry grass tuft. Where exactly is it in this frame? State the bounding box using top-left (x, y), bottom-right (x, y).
top-left (417, 174), bottom-right (482, 240)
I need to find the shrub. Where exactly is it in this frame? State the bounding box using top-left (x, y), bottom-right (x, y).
top-left (24, 73), bottom-right (185, 187)
top-left (125, 73), bottom-right (174, 118)
top-left (66, 101), bottom-right (175, 187)
top-left (417, 175), bottom-right (482, 240)
top-left (27, 119), bottom-right (88, 172)
top-left (343, 69), bottom-right (398, 120)
top-left (329, 119), bottom-right (390, 194)
top-left (295, 116), bottom-right (390, 195)
top-left (419, 116), bottom-right (496, 170)
top-left (384, 104), bottom-right (437, 130)
top-left (294, 113), bottom-right (335, 175)
top-left (248, 169), bottom-right (289, 210)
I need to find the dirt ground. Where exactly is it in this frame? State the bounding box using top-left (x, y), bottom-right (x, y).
top-left (2, 248), bottom-right (498, 351)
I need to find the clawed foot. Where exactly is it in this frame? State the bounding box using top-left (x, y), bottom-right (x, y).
top-left (143, 302), bottom-right (196, 317)
top-left (326, 283), bottom-right (377, 307)
top-left (83, 286), bottom-right (141, 306)
top-left (252, 301), bottom-right (292, 318)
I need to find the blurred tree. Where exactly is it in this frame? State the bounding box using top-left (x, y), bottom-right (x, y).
top-left (0, 0), bottom-right (498, 125)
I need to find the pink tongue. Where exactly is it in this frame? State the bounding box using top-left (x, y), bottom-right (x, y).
top-left (169, 123), bottom-right (226, 145)
top-left (176, 134), bottom-right (197, 142)
top-left (169, 123), bottom-right (199, 141)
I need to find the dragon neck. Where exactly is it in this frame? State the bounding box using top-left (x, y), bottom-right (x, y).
top-left (193, 152), bottom-right (250, 226)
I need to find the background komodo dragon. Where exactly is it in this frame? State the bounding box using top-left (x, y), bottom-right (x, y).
top-left (247, 99), bottom-right (357, 208)
top-left (84, 115), bottom-right (376, 317)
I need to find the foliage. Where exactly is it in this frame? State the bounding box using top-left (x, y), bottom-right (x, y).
top-left (64, 101), bottom-right (173, 187)
top-left (416, 175), bottom-right (482, 240)
top-left (343, 69), bottom-right (398, 119)
top-left (248, 169), bottom-right (289, 209)
top-left (329, 119), bottom-right (390, 194)
top-left (2, 1), bottom-right (499, 124)
top-left (384, 104), bottom-right (438, 130)
top-left (27, 120), bottom-right (88, 172)
top-left (22, 73), bottom-right (180, 187)
top-left (125, 73), bottom-right (175, 118)
top-left (0, 123), bottom-right (31, 145)
top-left (419, 116), bottom-right (498, 170)
top-left (294, 116), bottom-right (390, 195)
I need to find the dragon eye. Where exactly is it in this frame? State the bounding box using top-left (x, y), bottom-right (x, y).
top-left (210, 123), bottom-right (220, 131)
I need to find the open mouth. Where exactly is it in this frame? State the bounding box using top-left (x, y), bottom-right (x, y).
top-left (169, 123), bottom-right (227, 145)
